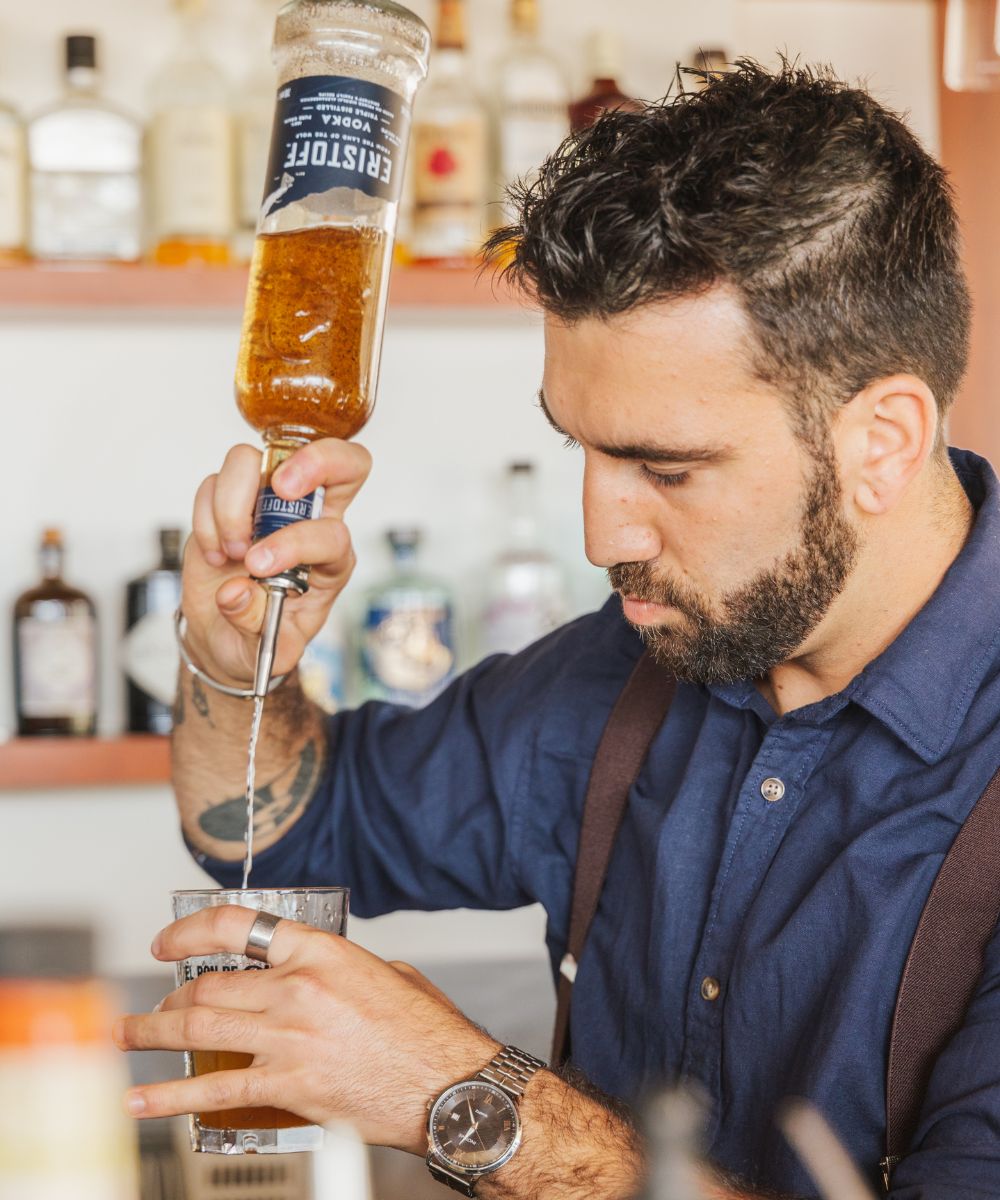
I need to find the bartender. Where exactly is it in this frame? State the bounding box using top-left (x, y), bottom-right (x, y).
top-left (115, 62), bottom-right (1000, 1197)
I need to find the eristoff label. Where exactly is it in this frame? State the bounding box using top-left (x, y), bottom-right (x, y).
top-left (261, 75), bottom-right (407, 218)
top-left (253, 485), bottom-right (325, 542)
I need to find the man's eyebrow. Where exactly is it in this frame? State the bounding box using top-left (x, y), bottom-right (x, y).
top-left (536, 387), bottom-right (734, 465)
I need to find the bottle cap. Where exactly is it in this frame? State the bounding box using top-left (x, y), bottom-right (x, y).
top-left (437, 0), bottom-right (467, 51)
top-left (511, 0), bottom-right (539, 37)
top-left (387, 528), bottom-right (421, 552)
top-left (586, 29), bottom-right (623, 82)
top-left (509, 461), bottom-right (535, 475)
top-left (41, 527), bottom-right (63, 548)
top-left (159, 528), bottom-right (183, 560)
top-left (0, 980), bottom-right (115, 1047)
top-left (65, 34), bottom-right (97, 72)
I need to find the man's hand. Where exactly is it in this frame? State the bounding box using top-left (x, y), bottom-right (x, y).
top-left (113, 904), bottom-right (499, 1153)
top-left (183, 438), bottom-right (370, 689)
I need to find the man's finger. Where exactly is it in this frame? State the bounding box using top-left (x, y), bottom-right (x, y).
top-left (158, 967), bottom-right (275, 1014)
top-left (123, 1068), bottom-right (283, 1122)
top-left (114, 1005), bottom-right (264, 1054)
top-left (151, 905), bottom-right (308, 969)
top-left (272, 439), bottom-right (372, 518)
top-left (213, 444), bottom-right (264, 561)
top-left (244, 517), bottom-right (352, 582)
top-left (191, 475), bottom-right (226, 567)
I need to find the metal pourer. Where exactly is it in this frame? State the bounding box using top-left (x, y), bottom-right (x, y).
top-left (252, 578), bottom-right (305, 699)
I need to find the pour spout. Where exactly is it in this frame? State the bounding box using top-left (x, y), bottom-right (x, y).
top-left (254, 586), bottom-right (287, 699)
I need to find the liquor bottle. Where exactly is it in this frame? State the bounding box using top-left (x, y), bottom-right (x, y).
top-left (0, 90), bottom-right (26, 261)
top-left (494, 0), bottom-right (568, 222)
top-left (408, 0), bottom-right (489, 264)
top-left (360, 530), bottom-right (456, 707)
top-left (13, 529), bottom-right (98, 737)
top-left (480, 462), bottom-right (568, 657)
top-left (568, 30), bottom-right (643, 133)
top-left (27, 36), bottom-right (143, 261)
top-left (122, 528), bottom-right (183, 735)
top-left (234, 0), bottom-right (278, 263)
top-left (149, 0), bottom-right (235, 266)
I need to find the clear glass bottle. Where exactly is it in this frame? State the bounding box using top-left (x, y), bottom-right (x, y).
top-left (480, 462), bottom-right (568, 657)
top-left (493, 0), bottom-right (568, 224)
top-left (0, 89), bottom-right (26, 260)
top-left (299, 608), bottom-right (347, 713)
top-left (568, 30), bottom-right (643, 133)
top-left (27, 36), bottom-right (143, 261)
top-left (13, 529), bottom-right (99, 738)
top-left (122, 528), bottom-right (184, 736)
top-left (360, 529), bottom-right (456, 707)
top-left (234, 0), bottom-right (279, 263)
top-left (149, 0), bottom-right (235, 266)
top-left (408, 0), bottom-right (489, 264)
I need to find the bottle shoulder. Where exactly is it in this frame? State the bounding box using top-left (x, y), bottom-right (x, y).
top-left (29, 95), bottom-right (142, 170)
top-left (15, 580), bottom-right (95, 610)
top-left (150, 54), bottom-right (230, 111)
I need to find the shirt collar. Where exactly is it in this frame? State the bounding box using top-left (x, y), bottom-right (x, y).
top-left (709, 449), bottom-right (1000, 764)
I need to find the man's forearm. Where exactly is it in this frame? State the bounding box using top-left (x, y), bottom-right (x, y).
top-left (171, 666), bottom-right (327, 862)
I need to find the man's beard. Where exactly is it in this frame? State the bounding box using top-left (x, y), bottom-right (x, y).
top-left (608, 444), bottom-right (860, 685)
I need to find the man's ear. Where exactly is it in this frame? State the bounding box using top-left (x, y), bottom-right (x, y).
top-left (838, 375), bottom-right (939, 516)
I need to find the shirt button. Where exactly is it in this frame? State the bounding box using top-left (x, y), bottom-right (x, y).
top-left (761, 776), bottom-right (785, 803)
top-left (701, 976), bottom-right (721, 1002)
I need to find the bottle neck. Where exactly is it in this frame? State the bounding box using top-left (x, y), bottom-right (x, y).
top-left (511, 0), bottom-right (539, 39)
top-left (66, 65), bottom-right (99, 95)
top-left (40, 544), bottom-right (63, 583)
top-left (507, 471), bottom-right (539, 551)
top-left (392, 545), bottom-right (419, 574)
top-left (437, 0), bottom-right (467, 53)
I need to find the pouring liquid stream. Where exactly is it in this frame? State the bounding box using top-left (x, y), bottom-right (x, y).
top-left (242, 694), bottom-right (265, 890)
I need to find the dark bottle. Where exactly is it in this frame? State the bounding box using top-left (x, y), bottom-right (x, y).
top-left (13, 528), bottom-right (98, 737)
top-left (568, 30), bottom-right (643, 132)
top-left (123, 528), bottom-right (183, 734)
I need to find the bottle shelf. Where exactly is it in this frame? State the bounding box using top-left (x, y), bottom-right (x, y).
top-left (0, 261), bottom-right (518, 313)
top-left (0, 735), bottom-right (172, 791)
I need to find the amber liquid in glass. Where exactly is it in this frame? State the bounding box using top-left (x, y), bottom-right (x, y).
top-left (192, 1050), bottom-right (309, 1129)
top-left (235, 224), bottom-right (389, 441)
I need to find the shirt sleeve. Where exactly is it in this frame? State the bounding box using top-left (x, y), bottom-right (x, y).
top-left (887, 918), bottom-right (1000, 1199)
top-left (186, 614), bottom-right (606, 918)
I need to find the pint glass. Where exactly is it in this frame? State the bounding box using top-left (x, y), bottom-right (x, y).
top-left (170, 887), bottom-right (349, 1155)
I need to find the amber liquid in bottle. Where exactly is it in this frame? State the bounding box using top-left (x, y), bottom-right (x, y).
top-left (192, 1050), bottom-right (309, 1129)
top-left (236, 224), bottom-right (390, 442)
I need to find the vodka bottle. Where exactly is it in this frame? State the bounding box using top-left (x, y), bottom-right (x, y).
top-left (27, 36), bottom-right (143, 261)
top-left (481, 462), bottom-right (568, 657)
top-left (408, 0), bottom-right (489, 264)
top-left (0, 87), bottom-right (26, 259)
top-left (123, 528), bottom-right (183, 735)
top-left (361, 529), bottom-right (456, 706)
top-left (494, 0), bottom-right (568, 221)
top-left (13, 529), bottom-right (99, 737)
top-left (149, 0), bottom-right (235, 265)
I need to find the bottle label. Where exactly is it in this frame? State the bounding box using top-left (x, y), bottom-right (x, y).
top-left (482, 596), bottom-right (562, 658)
top-left (412, 117), bottom-right (487, 210)
top-left (0, 116), bottom-right (25, 251)
top-left (253, 485), bottom-right (325, 542)
top-left (362, 602), bottom-right (455, 706)
top-left (122, 610), bottom-right (180, 707)
top-left (262, 75), bottom-right (408, 218)
top-left (18, 612), bottom-right (97, 719)
top-left (151, 107), bottom-right (234, 238)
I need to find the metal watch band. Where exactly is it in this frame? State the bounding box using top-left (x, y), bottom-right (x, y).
top-left (427, 1158), bottom-right (479, 1197)
top-left (476, 1045), bottom-right (546, 1102)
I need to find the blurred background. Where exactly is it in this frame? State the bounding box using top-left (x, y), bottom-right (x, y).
top-left (0, 1), bottom-right (996, 1195)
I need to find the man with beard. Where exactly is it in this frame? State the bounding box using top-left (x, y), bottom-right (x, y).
top-left (117, 62), bottom-right (997, 1198)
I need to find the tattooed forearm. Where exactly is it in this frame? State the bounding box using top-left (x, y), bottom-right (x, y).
top-left (191, 676), bottom-right (213, 725)
top-left (198, 736), bottom-right (324, 842)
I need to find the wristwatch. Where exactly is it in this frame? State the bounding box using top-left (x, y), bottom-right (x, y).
top-left (426, 1045), bottom-right (546, 1196)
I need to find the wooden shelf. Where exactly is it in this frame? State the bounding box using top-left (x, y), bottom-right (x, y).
top-left (0, 261), bottom-right (520, 313)
top-left (0, 735), bottom-right (171, 791)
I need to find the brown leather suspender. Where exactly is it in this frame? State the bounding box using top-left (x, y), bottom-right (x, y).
top-left (552, 649), bottom-right (1000, 1192)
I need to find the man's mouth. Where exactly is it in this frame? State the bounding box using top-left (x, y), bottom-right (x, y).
top-left (620, 593), bottom-right (676, 625)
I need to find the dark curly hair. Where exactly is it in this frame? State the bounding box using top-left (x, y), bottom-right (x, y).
top-left (485, 61), bottom-right (971, 441)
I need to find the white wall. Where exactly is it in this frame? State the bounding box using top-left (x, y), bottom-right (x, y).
top-left (0, 0), bottom-right (939, 977)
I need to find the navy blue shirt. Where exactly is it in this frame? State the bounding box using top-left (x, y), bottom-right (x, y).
top-left (197, 448), bottom-right (1000, 1198)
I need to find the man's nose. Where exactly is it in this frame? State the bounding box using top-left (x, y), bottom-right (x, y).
top-left (582, 456), bottom-right (662, 569)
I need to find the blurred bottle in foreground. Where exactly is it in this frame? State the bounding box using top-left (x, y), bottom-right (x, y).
top-left (149, 0), bottom-right (235, 265)
top-left (27, 35), bottom-right (143, 261)
top-left (0, 925), bottom-right (140, 1200)
top-left (361, 529), bottom-right (456, 706)
top-left (13, 529), bottom-right (98, 737)
top-left (493, 0), bottom-right (568, 224)
top-left (123, 528), bottom-right (183, 735)
top-left (408, 0), bottom-right (489, 264)
top-left (0, 81), bottom-right (26, 261)
top-left (569, 30), bottom-right (643, 133)
top-left (481, 462), bottom-right (568, 657)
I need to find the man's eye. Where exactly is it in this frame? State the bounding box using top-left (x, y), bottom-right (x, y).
top-left (641, 465), bottom-right (690, 488)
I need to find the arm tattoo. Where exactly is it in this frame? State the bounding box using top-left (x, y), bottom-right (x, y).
top-left (173, 681), bottom-right (186, 728)
top-left (198, 737), bottom-right (322, 842)
top-left (191, 676), bottom-right (213, 726)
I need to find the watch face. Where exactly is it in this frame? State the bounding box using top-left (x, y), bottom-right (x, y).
top-left (429, 1081), bottom-right (521, 1171)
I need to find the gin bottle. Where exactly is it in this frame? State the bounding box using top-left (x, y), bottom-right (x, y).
top-left (27, 35), bottom-right (143, 261)
top-left (123, 528), bottom-right (183, 735)
top-left (360, 530), bottom-right (456, 707)
top-left (480, 462), bottom-right (567, 657)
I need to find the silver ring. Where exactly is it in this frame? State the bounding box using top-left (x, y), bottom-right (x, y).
top-left (245, 911), bottom-right (283, 964)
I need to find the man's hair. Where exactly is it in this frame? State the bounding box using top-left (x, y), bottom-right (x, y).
top-left (486, 61), bottom-right (971, 440)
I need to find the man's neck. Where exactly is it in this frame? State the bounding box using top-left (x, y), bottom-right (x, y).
top-left (757, 461), bottom-right (975, 716)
